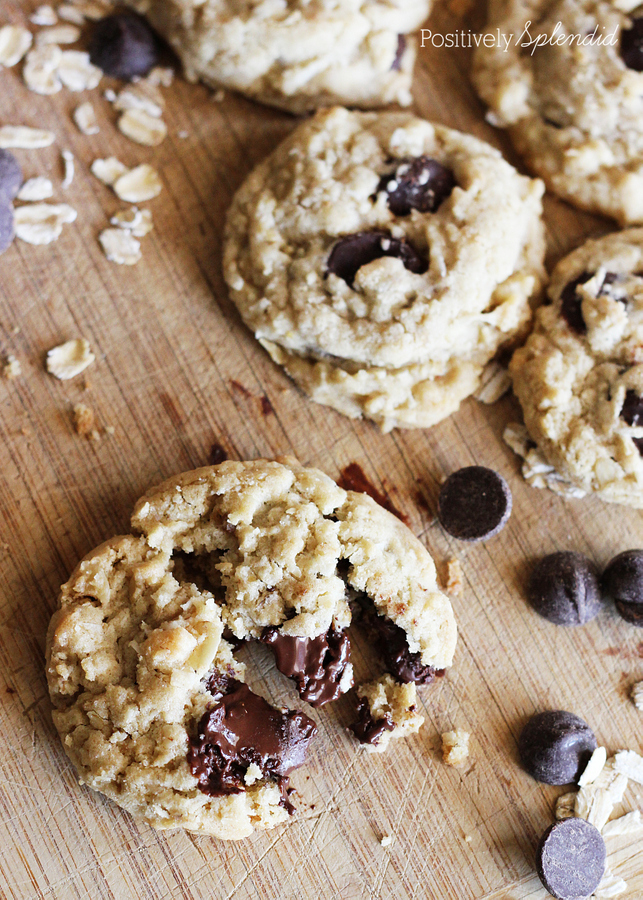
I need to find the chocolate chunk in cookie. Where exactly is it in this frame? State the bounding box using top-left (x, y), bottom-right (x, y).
top-left (327, 231), bottom-right (427, 286)
top-left (377, 156), bottom-right (455, 216)
top-left (620, 390), bottom-right (643, 427)
top-left (437, 466), bottom-right (512, 542)
top-left (621, 17), bottom-right (643, 72)
top-left (560, 272), bottom-right (591, 334)
top-left (536, 819), bottom-right (606, 900)
top-left (261, 625), bottom-right (353, 707)
top-left (519, 710), bottom-right (597, 784)
top-left (89, 12), bottom-right (158, 80)
top-left (528, 551), bottom-right (602, 626)
top-left (0, 150), bottom-right (22, 201)
top-left (188, 679), bottom-right (317, 799)
top-left (350, 698), bottom-right (395, 745)
top-left (602, 549), bottom-right (643, 626)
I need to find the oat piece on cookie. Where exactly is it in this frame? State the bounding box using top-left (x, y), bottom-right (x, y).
top-left (47, 458), bottom-right (457, 838)
top-left (224, 107), bottom-right (545, 431)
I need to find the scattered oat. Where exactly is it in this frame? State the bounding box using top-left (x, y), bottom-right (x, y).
top-left (103, 87), bottom-right (117, 102)
top-left (113, 80), bottom-right (164, 117)
top-left (104, 424), bottom-right (115, 435)
top-left (47, 338), bottom-right (95, 380)
top-left (0, 125), bottom-right (56, 149)
top-left (178, 130), bottom-right (189, 139)
top-left (579, 747), bottom-right (608, 788)
top-left (17, 177), bottom-right (54, 202)
top-left (503, 422), bottom-right (588, 499)
top-left (98, 228), bottom-right (141, 265)
top-left (57, 50), bottom-right (102, 91)
top-left (0, 26), bottom-right (33, 68)
top-left (110, 206), bottom-right (153, 237)
top-left (464, 834), bottom-right (472, 843)
top-left (117, 108), bottom-right (167, 147)
top-left (441, 730), bottom-right (470, 767)
top-left (474, 361), bottom-right (512, 404)
top-left (602, 810), bottom-right (643, 838)
top-left (380, 835), bottom-right (392, 848)
top-left (631, 681), bottom-right (643, 711)
top-left (147, 66), bottom-right (174, 87)
top-left (61, 149), bottom-right (74, 188)
top-left (73, 403), bottom-right (100, 440)
top-left (113, 163), bottom-right (162, 203)
top-left (23, 44), bottom-right (62, 94)
top-left (14, 203), bottom-right (77, 245)
top-left (593, 869), bottom-right (628, 898)
top-left (445, 558), bottom-right (464, 596)
top-left (555, 792), bottom-right (577, 820)
top-left (36, 24), bottom-right (82, 45)
top-left (575, 758), bottom-right (628, 831)
top-left (73, 101), bottom-right (99, 135)
top-left (2, 355), bottom-right (22, 380)
top-left (73, 0), bottom-right (114, 21)
top-left (31, 5), bottom-right (58, 26)
top-left (613, 750), bottom-right (643, 785)
top-left (91, 156), bottom-right (128, 186)
top-left (57, 4), bottom-right (86, 25)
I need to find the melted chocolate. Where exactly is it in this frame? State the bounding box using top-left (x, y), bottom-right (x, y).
top-left (377, 156), bottom-right (455, 216)
top-left (261, 626), bottom-right (353, 707)
top-left (621, 390), bottom-right (643, 427)
top-left (326, 230), bottom-right (427, 287)
top-left (350, 697), bottom-right (395, 746)
top-left (188, 679), bottom-right (317, 802)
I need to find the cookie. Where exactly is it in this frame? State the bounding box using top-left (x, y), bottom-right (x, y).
top-left (126, 0), bottom-right (431, 113)
top-left (224, 107), bottom-right (545, 431)
top-left (473, 0), bottom-right (643, 224)
top-left (46, 458), bottom-right (457, 838)
top-left (510, 229), bottom-right (643, 507)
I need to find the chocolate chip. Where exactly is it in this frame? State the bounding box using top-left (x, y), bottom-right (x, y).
top-left (621, 16), bottom-right (643, 71)
top-left (519, 710), bottom-right (597, 785)
top-left (261, 625), bottom-right (353, 707)
top-left (560, 272), bottom-right (590, 334)
top-left (536, 819), bottom-right (606, 900)
top-left (0, 202), bottom-right (15, 256)
top-left (377, 156), bottom-right (455, 217)
top-left (620, 389), bottom-right (643, 428)
top-left (326, 231), bottom-right (427, 287)
top-left (350, 698), bottom-right (395, 746)
top-left (602, 549), bottom-right (643, 626)
top-left (89, 12), bottom-right (158, 80)
top-left (0, 150), bottom-right (22, 201)
top-left (391, 34), bottom-right (406, 71)
top-left (188, 679), bottom-right (317, 801)
top-left (437, 466), bottom-right (512, 542)
top-left (528, 551), bottom-right (602, 626)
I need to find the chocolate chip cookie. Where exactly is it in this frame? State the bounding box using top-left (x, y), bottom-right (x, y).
top-left (510, 229), bottom-right (643, 506)
top-left (224, 107), bottom-right (545, 431)
top-left (46, 458), bottom-right (457, 838)
top-left (473, 0), bottom-right (643, 224)
top-left (126, 0), bottom-right (431, 113)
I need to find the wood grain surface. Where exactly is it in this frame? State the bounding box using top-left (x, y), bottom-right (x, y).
top-left (0, 1), bottom-right (642, 898)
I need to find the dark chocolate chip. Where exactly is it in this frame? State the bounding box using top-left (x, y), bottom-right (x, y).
top-left (261, 625), bottom-right (353, 707)
top-left (621, 16), bottom-right (643, 71)
top-left (350, 697), bottom-right (395, 746)
top-left (188, 679), bottom-right (317, 800)
top-left (0, 149), bottom-right (22, 201)
top-left (602, 549), bottom-right (643, 626)
top-left (620, 389), bottom-right (643, 427)
top-left (536, 818), bottom-right (606, 900)
top-left (377, 156), bottom-right (455, 216)
top-left (89, 12), bottom-right (158, 80)
top-left (391, 34), bottom-right (406, 71)
top-left (0, 202), bottom-right (15, 255)
top-left (519, 710), bottom-right (597, 785)
top-left (326, 230), bottom-right (427, 287)
top-left (560, 272), bottom-right (590, 334)
top-left (528, 551), bottom-right (602, 626)
top-left (437, 466), bottom-right (512, 542)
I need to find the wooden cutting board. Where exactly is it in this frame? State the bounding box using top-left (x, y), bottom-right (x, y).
top-left (0, 1), bottom-right (642, 898)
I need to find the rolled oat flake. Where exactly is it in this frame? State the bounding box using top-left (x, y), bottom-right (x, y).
top-left (536, 818), bottom-right (606, 899)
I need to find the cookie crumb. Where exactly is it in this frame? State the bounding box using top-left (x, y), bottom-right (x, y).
top-left (445, 558), bottom-right (464, 595)
top-left (380, 834), bottom-right (392, 847)
top-left (441, 730), bottom-right (470, 767)
top-left (2, 355), bottom-right (21, 380)
top-left (212, 89), bottom-right (225, 102)
top-left (47, 338), bottom-right (95, 380)
top-left (631, 681), bottom-right (643, 711)
top-left (464, 834), bottom-right (472, 843)
top-left (73, 403), bottom-right (100, 440)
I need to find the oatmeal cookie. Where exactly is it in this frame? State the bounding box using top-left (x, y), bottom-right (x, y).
top-left (473, 0), bottom-right (643, 224)
top-left (127, 0), bottom-right (431, 113)
top-left (224, 107), bottom-right (545, 430)
top-left (510, 229), bottom-right (643, 506)
top-left (46, 458), bottom-right (457, 838)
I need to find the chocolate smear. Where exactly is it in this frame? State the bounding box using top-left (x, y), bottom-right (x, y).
top-left (350, 698), bottom-right (395, 746)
